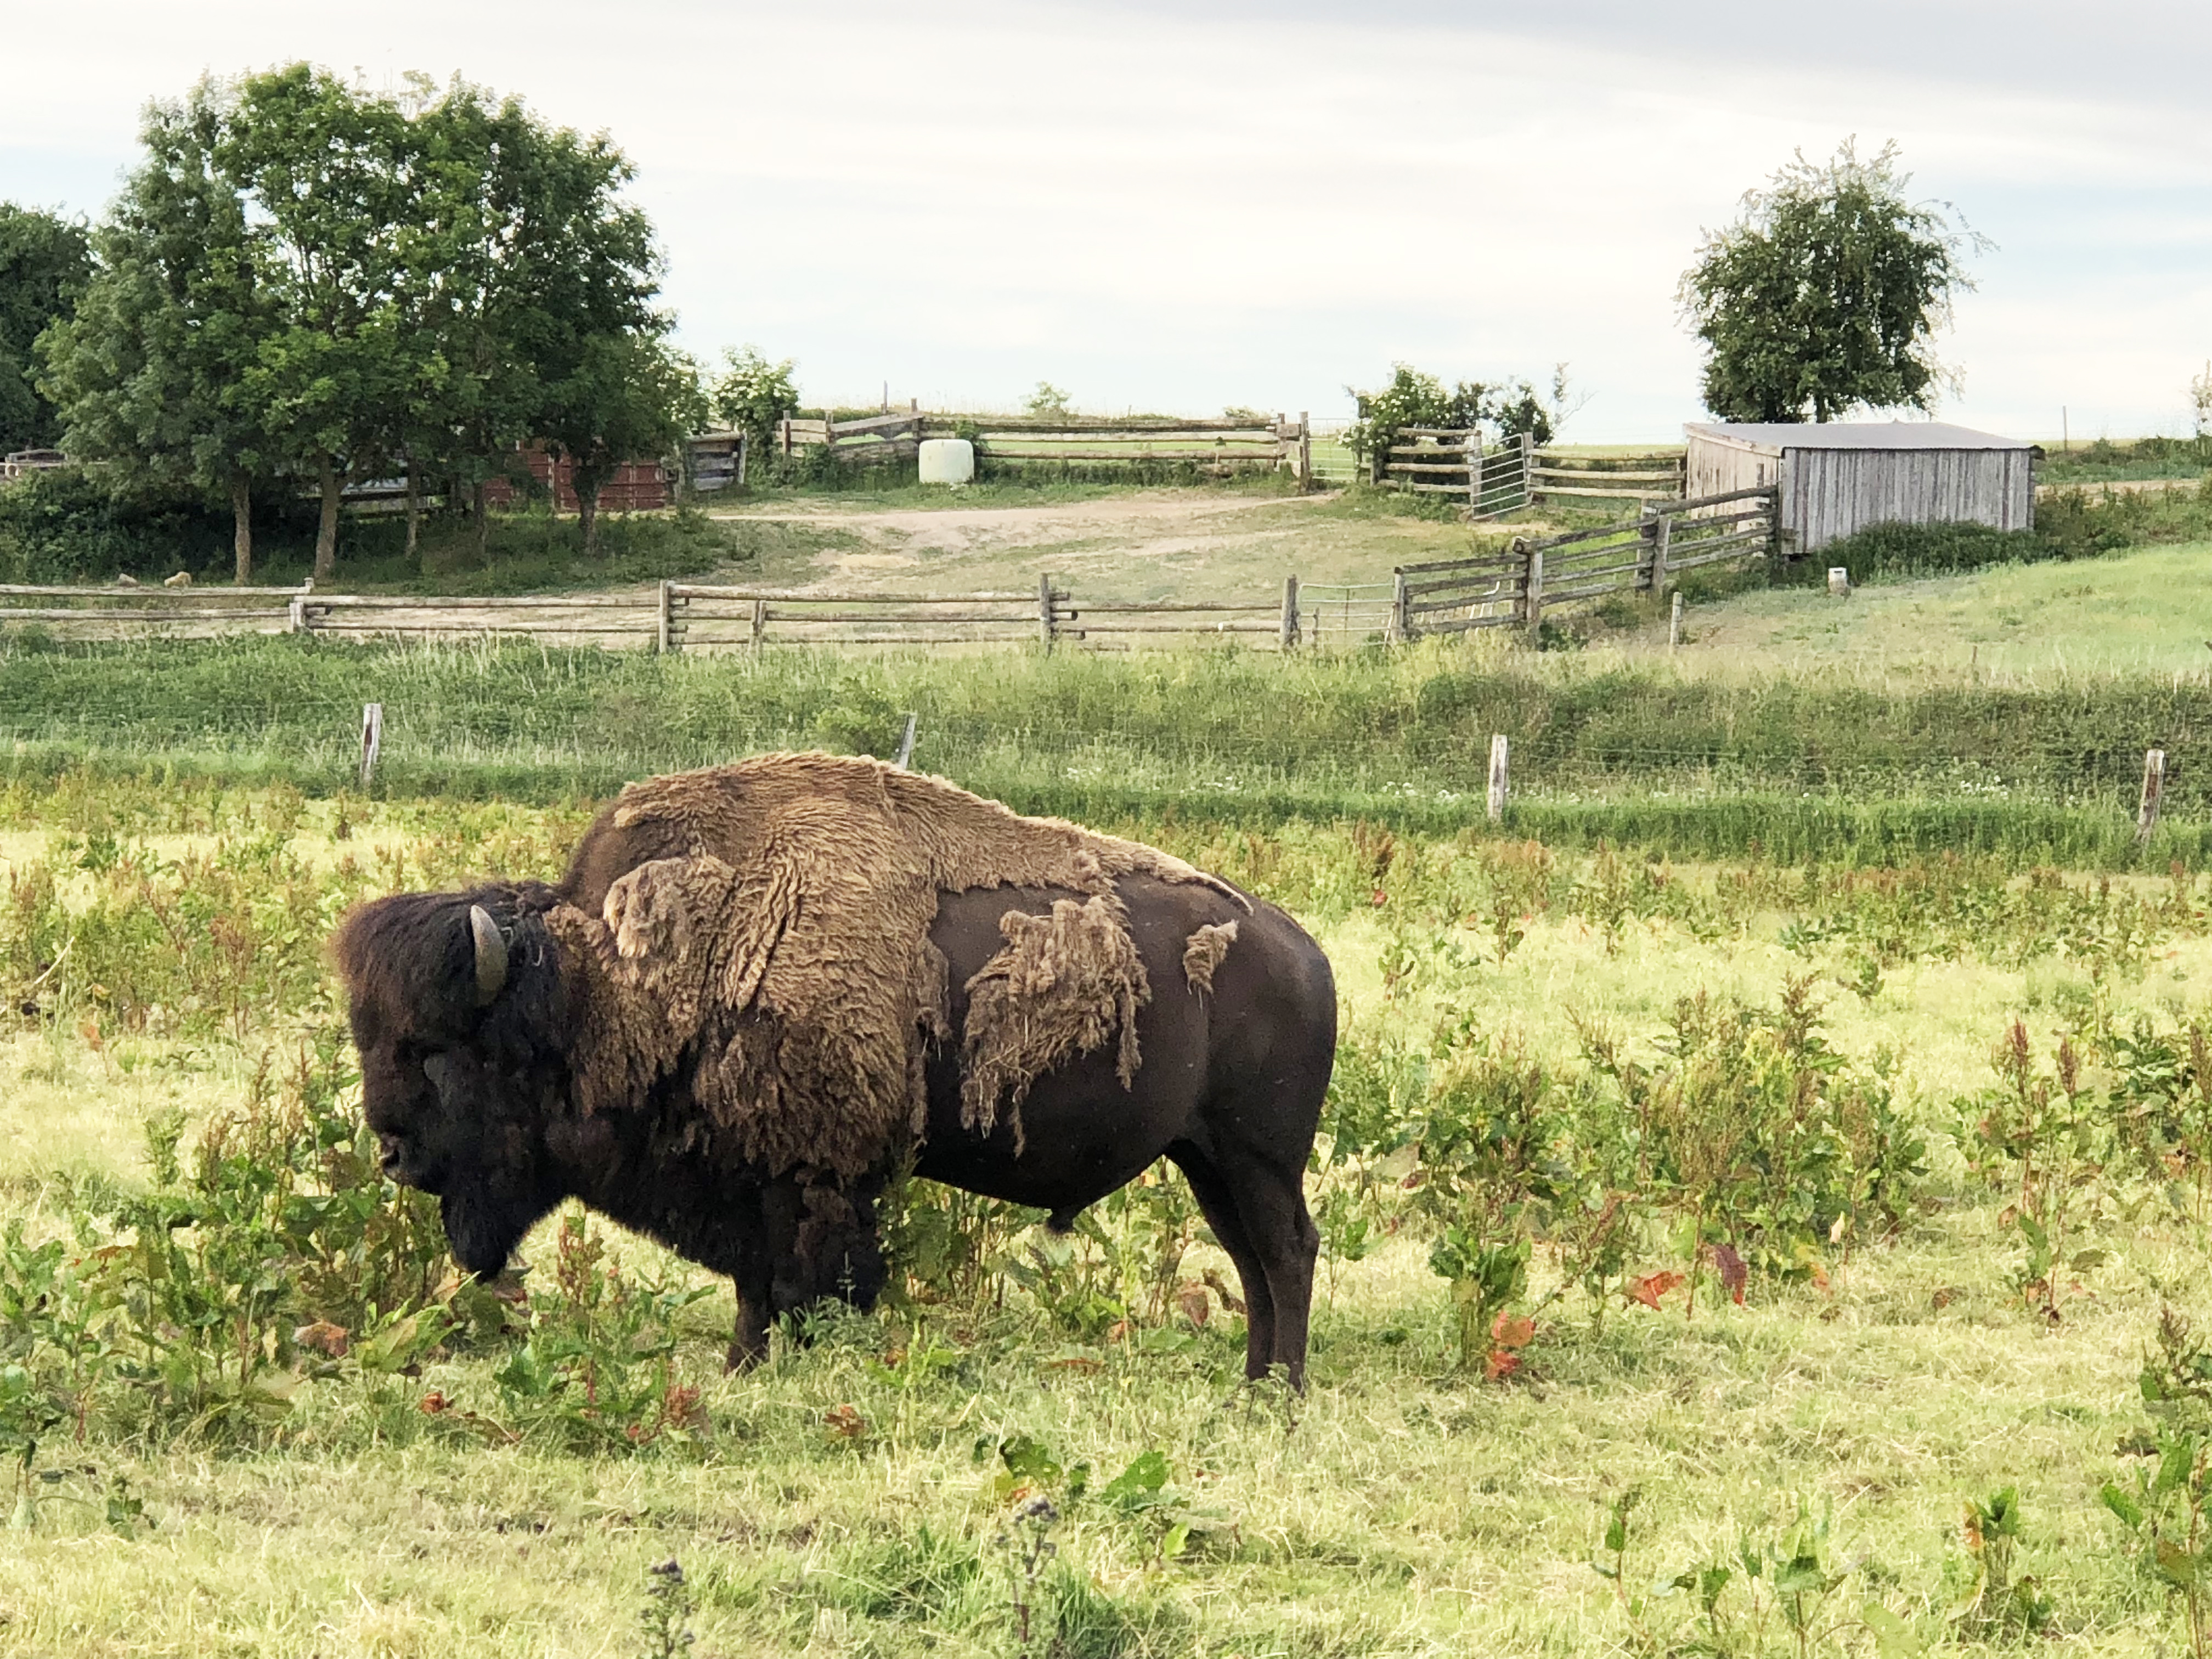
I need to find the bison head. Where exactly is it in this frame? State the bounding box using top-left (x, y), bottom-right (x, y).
top-left (332, 882), bottom-right (574, 1278)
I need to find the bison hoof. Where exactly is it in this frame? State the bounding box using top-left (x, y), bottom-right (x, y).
top-left (726, 1339), bottom-right (767, 1373)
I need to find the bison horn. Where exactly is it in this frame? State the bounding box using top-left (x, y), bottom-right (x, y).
top-left (469, 905), bottom-right (509, 1006)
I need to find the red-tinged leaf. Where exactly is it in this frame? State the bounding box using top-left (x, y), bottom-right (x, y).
top-left (292, 1320), bottom-right (350, 1358)
top-left (1489, 1311), bottom-right (1536, 1351)
top-left (417, 1390), bottom-right (450, 1414)
top-left (1484, 1349), bottom-right (1523, 1382)
top-left (1043, 1353), bottom-right (1104, 1374)
top-left (1711, 1243), bottom-right (1748, 1305)
top-left (1625, 1269), bottom-right (1685, 1311)
top-left (1176, 1284), bottom-right (1212, 1327)
top-left (1105, 1319), bottom-right (1132, 1344)
top-left (822, 1403), bottom-right (868, 1440)
top-left (1809, 1260), bottom-right (1830, 1293)
top-left (1371, 889), bottom-right (1389, 907)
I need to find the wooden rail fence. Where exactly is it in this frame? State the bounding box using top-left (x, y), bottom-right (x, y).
top-left (1389, 486), bottom-right (1779, 637)
top-left (0, 492), bottom-right (1774, 654)
top-left (780, 412), bottom-right (1313, 486)
top-left (1373, 432), bottom-right (1690, 515)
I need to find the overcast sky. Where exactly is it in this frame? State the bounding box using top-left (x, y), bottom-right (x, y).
top-left (4, 1), bottom-right (2206, 441)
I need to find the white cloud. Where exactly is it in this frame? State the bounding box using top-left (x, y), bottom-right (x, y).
top-left (3, 0), bottom-right (2205, 439)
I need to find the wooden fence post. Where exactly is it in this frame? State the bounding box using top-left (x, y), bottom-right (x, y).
top-left (734, 433), bottom-right (747, 490)
top-left (1522, 540), bottom-right (1544, 636)
top-left (1038, 573), bottom-right (1058, 652)
top-left (894, 713), bottom-right (917, 770)
top-left (1487, 734), bottom-right (1509, 823)
top-left (1519, 431), bottom-right (1534, 506)
top-left (1650, 512), bottom-right (1671, 593)
top-left (1369, 445), bottom-right (1383, 488)
top-left (1279, 574), bottom-right (1300, 650)
top-left (358, 703), bottom-right (383, 789)
top-left (1669, 591), bottom-right (1684, 652)
top-left (1388, 571), bottom-right (1410, 643)
top-left (656, 579), bottom-right (673, 654)
top-left (1298, 411), bottom-right (1312, 492)
top-left (1466, 431), bottom-right (1482, 516)
top-left (2140, 748), bottom-right (2168, 848)
top-left (749, 597), bottom-right (767, 652)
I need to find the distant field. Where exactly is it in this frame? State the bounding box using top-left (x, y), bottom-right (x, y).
top-left (1611, 539), bottom-right (2212, 681)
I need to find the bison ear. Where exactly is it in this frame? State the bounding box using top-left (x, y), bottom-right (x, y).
top-left (470, 905), bottom-right (509, 1006)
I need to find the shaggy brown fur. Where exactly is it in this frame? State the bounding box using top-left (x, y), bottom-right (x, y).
top-left (549, 754), bottom-right (1241, 1178)
top-left (960, 895), bottom-right (1150, 1155)
top-left (1180, 920), bottom-right (1239, 997)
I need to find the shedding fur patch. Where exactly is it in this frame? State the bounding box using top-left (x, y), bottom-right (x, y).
top-left (543, 754), bottom-right (1238, 1180)
top-left (1181, 919), bottom-right (1238, 997)
top-left (960, 895), bottom-right (1150, 1156)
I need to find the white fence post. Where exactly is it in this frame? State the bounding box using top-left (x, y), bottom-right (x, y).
top-left (358, 703), bottom-right (383, 789)
top-left (1487, 735), bottom-right (1509, 823)
top-left (2140, 748), bottom-right (2168, 848)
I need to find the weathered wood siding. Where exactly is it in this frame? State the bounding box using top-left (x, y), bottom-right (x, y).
top-left (1782, 447), bottom-right (2034, 552)
top-left (1685, 432), bottom-right (1778, 503)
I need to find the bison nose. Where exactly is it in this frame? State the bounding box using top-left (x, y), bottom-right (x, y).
top-left (376, 1134), bottom-right (406, 1176)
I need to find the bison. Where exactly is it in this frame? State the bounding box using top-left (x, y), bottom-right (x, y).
top-left (335, 768), bottom-right (1337, 1387)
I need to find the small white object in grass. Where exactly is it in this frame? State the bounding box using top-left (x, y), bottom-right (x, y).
top-left (918, 438), bottom-right (974, 486)
top-left (163, 570), bottom-right (191, 588)
top-left (1827, 567), bottom-right (1850, 597)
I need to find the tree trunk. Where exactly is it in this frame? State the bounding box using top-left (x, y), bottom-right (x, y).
top-left (230, 470), bottom-right (253, 585)
top-left (473, 478), bottom-right (489, 564)
top-left (313, 455), bottom-right (341, 583)
top-left (403, 460), bottom-right (421, 566)
top-left (579, 483), bottom-right (601, 556)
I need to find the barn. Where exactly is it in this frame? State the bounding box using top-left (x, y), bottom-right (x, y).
top-left (1683, 420), bottom-right (2038, 555)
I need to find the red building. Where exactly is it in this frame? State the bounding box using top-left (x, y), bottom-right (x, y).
top-left (483, 445), bottom-right (670, 512)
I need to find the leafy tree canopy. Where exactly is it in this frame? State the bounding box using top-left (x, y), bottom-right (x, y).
top-left (0, 204), bottom-right (92, 452)
top-left (1679, 139), bottom-right (1985, 424)
top-left (36, 64), bottom-right (683, 577)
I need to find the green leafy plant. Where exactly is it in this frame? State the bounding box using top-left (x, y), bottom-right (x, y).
top-left (2103, 1307), bottom-right (2212, 1659)
top-left (1953, 1485), bottom-right (2050, 1639)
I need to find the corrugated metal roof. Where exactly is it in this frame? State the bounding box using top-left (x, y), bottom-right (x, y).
top-left (1684, 420), bottom-right (2032, 453)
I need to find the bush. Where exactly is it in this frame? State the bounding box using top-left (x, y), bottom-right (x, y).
top-left (0, 466), bottom-right (315, 583)
top-left (1807, 483), bottom-right (2212, 585)
top-left (1803, 521), bottom-right (2043, 582)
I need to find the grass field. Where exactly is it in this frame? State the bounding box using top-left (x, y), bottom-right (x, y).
top-left (12, 534), bottom-right (2212, 1654)
top-left (9, 785), bottom-right (2212, 1655)
top-left (9, 538), bottom-right (2212, 859)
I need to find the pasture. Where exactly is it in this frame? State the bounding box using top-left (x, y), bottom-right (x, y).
top-left (5, 772), bottom-right (2212, 1656)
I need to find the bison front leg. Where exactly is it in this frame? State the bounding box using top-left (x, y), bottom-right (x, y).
top-left (728, 1283), bottom-right (772, 1371)
top-left (725, 1185), bottom-right (781, 1372)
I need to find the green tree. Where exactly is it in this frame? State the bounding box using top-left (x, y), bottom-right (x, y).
top-left (541, 332), bottom-right (701, 552)
top-left (1679, 139), bottom-right (1985, 424)
top-left (0, 205), bottom-right (92, 453)
top-left (221, 65), bottom-right (443, 582)
top-left (36, 87), bottom-right (278, 582)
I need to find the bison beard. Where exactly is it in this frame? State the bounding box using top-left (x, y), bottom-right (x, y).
top-left (334, 757), bottom-right (1335, 1384)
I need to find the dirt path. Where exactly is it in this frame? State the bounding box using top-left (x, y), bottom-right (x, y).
top-left (706, 490), bottom-right (1341, 593)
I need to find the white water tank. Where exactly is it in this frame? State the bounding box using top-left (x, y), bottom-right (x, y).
top-left (918, 438), bottom-right (975, 486)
